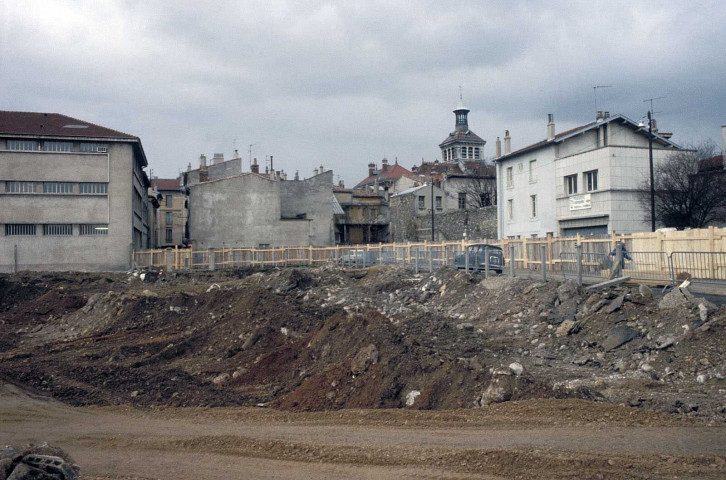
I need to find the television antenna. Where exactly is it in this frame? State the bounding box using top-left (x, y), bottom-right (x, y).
top-left (248, 143), bottom-right (257, 166)
top-left (593, 85), bottom-right (612, 113)
top-left (643, 96), bottom-right (666, 115)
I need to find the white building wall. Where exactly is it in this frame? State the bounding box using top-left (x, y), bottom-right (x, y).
top-left (498, 145), bottom-right (557, 238)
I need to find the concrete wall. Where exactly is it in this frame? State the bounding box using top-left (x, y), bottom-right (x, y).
top-left (188, 171), bottom-right (335, 248)
top-left (390, 194), bottom-right (417, 242)
top-left (0, 142), bottom-right (141, 272)
top-left (279, 170), bottom-right (335, 246)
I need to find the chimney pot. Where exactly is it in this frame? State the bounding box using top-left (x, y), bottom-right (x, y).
top-left (313, 167), bottom-right (319, 176)
top-left (495, 137), bottom-right (502, 158)
top-left (368, 162), bottom-right (376, 176)
top-left (199, 154), bottom-right (207, 169)
top-left (251, 158), bottom-right (259, 174)
top-left (604, 111), bottom-right (610, 119)
top-left (504, 130), bottom-right (511, 155)
top-left (596, 110), bottom-right (603, 121)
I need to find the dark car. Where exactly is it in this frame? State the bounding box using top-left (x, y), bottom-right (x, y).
top-left (454, 244), bottom-right (505, 273)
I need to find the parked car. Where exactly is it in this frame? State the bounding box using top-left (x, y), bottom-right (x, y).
top-left (454, 244), bottom-right (504, 273)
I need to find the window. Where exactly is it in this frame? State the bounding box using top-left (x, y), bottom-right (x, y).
top-left (565, 174), bottom-right (578, 195)
top-left (507, 199), bottom-right (514, 220)
top-left (79, 183), bottom-right (107, 194)
top-left (435, 196), bottom-right (442, 209)
top-left (80, 143), bottom-right (108, 153)
top-left (530, 195), bottom-right (537, 218)
top-left (458, 192), bottom-right (467, 209)
top-left (165, 228), bottom-right (173, 243)
top-left (80, 224), bottom-right (108, 236)
top-left (529, 160), bottom-right (537, 182)
top-left (468, 147), bottom-right (473, 158)
top-left (166, 212), bottom-right (173, 225)
top-left (43, 182), bottom-right (73, 194)
top-left (474, 147), bottom-right (480, 160)
top-left (166, 194), bottom-right (173, 207)
top-left (480, 192), bottom-right (491, 206)
top-left (584, 170), bottom-right (598, 192)
top-left (6, 181), bottom-right (35, 193)
top-left (5, 224), bottom-right (36, 236)
top-left (7, 140), bottom-right (38, 151)
top-left (418, 196), bottom-right (425, 209)
top-left (43, 141), bottom-right (72, 152)
top-left (43, 224), bottom-right (72, 236)
top-left (506, 167), bottom-right (513, 187)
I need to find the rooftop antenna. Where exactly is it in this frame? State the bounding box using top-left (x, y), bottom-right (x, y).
top-left (643, 95), bottom-right (666, 116)
top-left (593, 85), bottom-right (612, 113)
top-left (248, 143), bottom-right (257, 166)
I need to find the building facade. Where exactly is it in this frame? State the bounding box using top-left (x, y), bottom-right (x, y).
top-left (495, 112), bottom-right (681, 238)
top-left (0, 111), bottom-right (152, 272)
top-left (333, 188), bottom-right (390, 244)
top-left (152, 178), bottom-right (186, 248)
top-left (185, 156), bottom-right (336, 248)
top-left (439, 96), bottom-right (486, 162)
top-left (354, 158), bottom-right (420, 196)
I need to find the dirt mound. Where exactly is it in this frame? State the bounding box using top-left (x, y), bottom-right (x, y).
top-left (0, 268), bottom-right (723, 418)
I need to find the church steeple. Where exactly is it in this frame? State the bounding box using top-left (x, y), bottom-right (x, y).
top-left (453, 89), bottom-right (470, 132)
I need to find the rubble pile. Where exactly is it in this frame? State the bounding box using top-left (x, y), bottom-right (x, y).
top-left (0, 267), bottom-right (723, 417)
top-left (0, 444), bottom-right (78, 480)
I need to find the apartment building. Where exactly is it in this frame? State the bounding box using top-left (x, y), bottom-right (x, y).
top-left (152, 177), bottom-right (186, 247)
top-left (0, 111), bottom-right (152, 272)
top-left (495, 112), bottom-right (681, 238)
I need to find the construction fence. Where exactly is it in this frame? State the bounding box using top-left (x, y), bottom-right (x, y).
top-left (133, 227), bottom-right (726, 287)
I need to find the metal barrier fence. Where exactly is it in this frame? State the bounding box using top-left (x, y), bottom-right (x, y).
top-left (671, 251), bottom-right (726, 285)
top-left (133, 244), bottom-right (726, 286)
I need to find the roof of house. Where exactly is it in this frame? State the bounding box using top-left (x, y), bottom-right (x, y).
top-left (0, 111), bottom-right (137, 139)
top-left (439, 129), bottom-right (486, 147)
top-left (414, 160), bottom-right (495, 179)
top-left (354, 162), bottom-right (418, 188)
top-left (391, 183), bottom-right (443, 198)
top-left (152, 178), bottom-right (182, 191)
top-left (495, 114), bottom-right (680, 161)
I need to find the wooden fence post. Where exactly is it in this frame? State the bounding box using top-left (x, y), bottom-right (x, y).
top-left (208, 248), bottom-right (215, 271)
top-left (576, 244), bottom-right (583, 286)
top-left (541, 244), bottom-right (547, 282)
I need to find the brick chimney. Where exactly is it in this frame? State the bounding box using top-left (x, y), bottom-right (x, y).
top-left (504, 130), bottom-right (511, 155)
top-left (368, 162), bottom-right (376, 176)
top-left (251, 158), bottom-right (259, 174)
top-left (199, 154), bottom-right (207, 170)
top-left (381, 158), bottom-right (389, 172)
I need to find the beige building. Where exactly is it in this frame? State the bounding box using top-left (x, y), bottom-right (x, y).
top-left (152, 178), bottom-right (186, 247)
top-left (0, 111), bottom-right (153, 272)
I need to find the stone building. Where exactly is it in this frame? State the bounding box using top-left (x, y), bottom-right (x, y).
top-left (439, 96), bottom-right (487, 162)
top-left (152, 177), bottom-right (186, 248)
top-left (185, 156), bottom-right (337, 248)
top-left (0, 111), bottom-right (153, 272)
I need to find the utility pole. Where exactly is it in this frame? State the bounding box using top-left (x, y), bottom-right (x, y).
top-left (430, 178), bottom-right (435, 241)
top-left (648, 111), bottom-right (655, 232)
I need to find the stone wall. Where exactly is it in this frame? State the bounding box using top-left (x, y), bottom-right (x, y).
top-left (416, 206), bottom-right (498, 242)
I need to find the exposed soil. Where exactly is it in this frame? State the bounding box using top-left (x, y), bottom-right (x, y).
top-left (0, 266), bottom-right (724, 478)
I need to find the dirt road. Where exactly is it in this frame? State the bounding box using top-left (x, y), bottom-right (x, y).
top-left (2, 382), bottom-right (725, 480)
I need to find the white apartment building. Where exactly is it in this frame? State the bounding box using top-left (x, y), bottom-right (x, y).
top-left (495, 112), bottom-right (681, 238)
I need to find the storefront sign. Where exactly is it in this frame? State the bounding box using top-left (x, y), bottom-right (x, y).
top-left (569, 194), bottom-right (591, 211)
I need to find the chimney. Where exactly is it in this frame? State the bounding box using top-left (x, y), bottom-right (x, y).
top-left (504, 130), bottom-right (511, 155)
top-left (233, 149), bottom-right (240, 160)
top-left (603, 111), bottom-right (610, 119)
top-left (596, 110), bottom-right (603, 121)
top-left (368, 162), bottom-right (376, 176)
top-left (381, 157), bottom-right (389, 172)
top-left (251, 158), bottom-right (259, 174)
top-left (495, 137), bottom-right (501, 158)
top-left (212, 153), bottom-right (224, 165)
top-left (187, 162), bottom-right (192, 172)
top-left (319, 164), bottom-right (324, 173)
top-left (338, 179), bottom-right (344, 187)
top-left (547, 114), bottom-right (555, 141)
top-left (269, 155), bottom-right (274, 171)
top-left (294, 170), bottom-right (299, 181)
top-left (199, 154), bottom-right (207, 170)
top-left (313, 167), bottom-right (319, 176)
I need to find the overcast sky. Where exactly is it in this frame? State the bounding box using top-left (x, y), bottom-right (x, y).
top-left (2, 1), bottom-right (725, 185)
